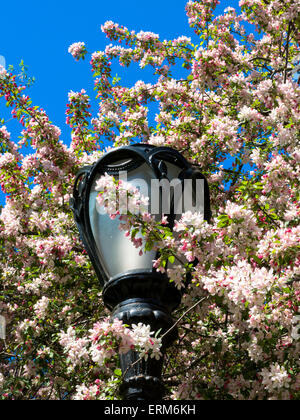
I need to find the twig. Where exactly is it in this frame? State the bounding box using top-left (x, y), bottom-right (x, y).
top-left (163, 352), bottom-right (209, 379)
top-left (284, 23), bottom-right (292, 83)
top-left (160, 296), bottom-right (208, 341)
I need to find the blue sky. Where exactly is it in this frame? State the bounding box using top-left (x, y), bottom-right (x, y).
top-left (0, 0), bottom-right (242, 205)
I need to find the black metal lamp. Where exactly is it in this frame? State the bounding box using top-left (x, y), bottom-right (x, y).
top-left (70, 144), bottom-right (210, 400)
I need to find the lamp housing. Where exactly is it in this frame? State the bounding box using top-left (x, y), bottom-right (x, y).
top-left (70, 144), bottom-right (210, 399)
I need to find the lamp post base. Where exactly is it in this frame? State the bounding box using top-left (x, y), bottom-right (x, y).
top-left (103, 271), bottom-right (182, 400)
top-left (119, 351), bottom-right (165, 400)
top-left (111, 298), bottom-right (178, 400)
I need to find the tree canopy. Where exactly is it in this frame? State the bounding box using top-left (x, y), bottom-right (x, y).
top-left (0, 0), bottom-right (299, 400)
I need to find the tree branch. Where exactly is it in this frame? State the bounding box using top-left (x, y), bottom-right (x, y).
top-left (284, 23), bottom-right (292, 83)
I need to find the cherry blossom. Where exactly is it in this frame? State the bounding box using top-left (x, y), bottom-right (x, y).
top-left (0, 0), bottom-right (299, 400)
top-left (68, 42), bottom-right (87, 61)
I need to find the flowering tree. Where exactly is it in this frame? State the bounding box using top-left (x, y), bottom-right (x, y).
top-left (0, 0), bottom-right (300, 400)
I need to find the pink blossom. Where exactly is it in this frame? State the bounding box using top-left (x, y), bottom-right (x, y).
top-left (33, 296), bottom-right (50, 319)
top-left (1, 0), bottom-right (300, 400)
top-left (68, 42), bottom-right (87, 61)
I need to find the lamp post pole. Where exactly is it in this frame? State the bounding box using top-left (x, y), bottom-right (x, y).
top-left (104, 272), bottom-right (181, 400)
top-left (70, 144), bottom-right (210, 400)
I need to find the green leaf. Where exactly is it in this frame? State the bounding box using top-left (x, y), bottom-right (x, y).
top-left (114, 368), bottom-right (122, 377)
top-left (155, 328), bottom-right (162, 338)
top-left (145, 241), bottom-right (153, 252)
top-left (168, 255), bottom-right (175, 264)
top-left (251, 254), bottom-right (262, 264)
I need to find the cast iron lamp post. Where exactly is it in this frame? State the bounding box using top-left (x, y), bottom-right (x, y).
top-left (70, 144), bottom-right (210, 400)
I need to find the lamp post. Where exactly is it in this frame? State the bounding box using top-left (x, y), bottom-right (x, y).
top-left (70, 144), bottom-right (210, 400)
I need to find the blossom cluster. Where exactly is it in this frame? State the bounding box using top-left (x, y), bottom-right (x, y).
top-left (59, 318), bottom-right (162, 376)
top-left (68, 42), bottom-right (87, 61)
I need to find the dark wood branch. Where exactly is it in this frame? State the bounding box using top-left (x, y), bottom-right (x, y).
top-left (284, 22), bottom-right (292, 83)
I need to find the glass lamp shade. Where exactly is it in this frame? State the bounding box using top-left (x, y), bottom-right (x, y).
top-left (70, 144), bottom-right (210, 310)
top-left (89, 159), bottom-right (187, 280)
